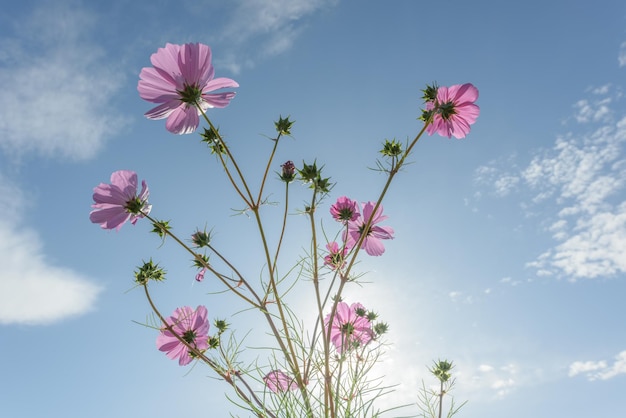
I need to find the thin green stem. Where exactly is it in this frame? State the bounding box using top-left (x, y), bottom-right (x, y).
top-left (271, 182), bottom-right (290, 274)
top-left (196, 103), bottom-right (255, 207)
top-left (146, 214), bottom-right (260, 308)
top-left (438, 380), bottom-right (444, 418)
top-left (256, 133), bottom-right (282, 207)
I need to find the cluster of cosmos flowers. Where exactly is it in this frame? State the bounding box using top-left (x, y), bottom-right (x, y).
top-left (89, 42), bottom-right (480, 395)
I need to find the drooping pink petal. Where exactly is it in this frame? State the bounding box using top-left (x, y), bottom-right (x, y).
top-left (144, 100), bottom-right (180, 120)
top-left (165, 105), bottom-right (200, 134)
top-left (201, 92), bottom-right (238, 108)
top-left (203, 77), bottom-right (240, 92)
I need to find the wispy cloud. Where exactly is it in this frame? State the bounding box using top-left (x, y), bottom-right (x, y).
top-left (474, 84), bottom-right (626, 280)
top-left (0, 3), bottom-right (128, 161)
top-left (0, 175), bottom-right (102, 325)
top-left (458, 361), bottom-right (545, 400)
top-left (214, 0), bottom-right (338, 73)
top-left (569, 350), bottom-right (626, 381)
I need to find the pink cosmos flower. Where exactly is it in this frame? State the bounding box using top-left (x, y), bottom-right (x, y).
top-left (325, 302), bottom-right (374, 353)
top-left (138, 43), bottom-right (239, 134)
top-left (263, 370), bottom-right (298, 393)
top-left (426, 83), bottom-right (480, 139)
top-left (324, 241), bottom-right (348, 270)
top-left (330, 196), bottom-right (360, 223)
top-left (90, 170), bottom-right (152, 231)
top-left (344, 202), bottom-right (394, 256)
top-left (156, 305), bottom-right (210, 366)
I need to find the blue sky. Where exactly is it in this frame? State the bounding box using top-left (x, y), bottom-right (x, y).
top-left (1, 0), bottom-right (625, 417)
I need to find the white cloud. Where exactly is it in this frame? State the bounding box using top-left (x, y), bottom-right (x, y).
top-left (0, 3), bottom-right (128, 161)
top-left (573, 98), bottom-right (612, 123)
top-left (478, 364), bottom-right (494, 372)
top-left (457, 360), bottom-right (538, 400)
top-left (473, 154), bottom-right (520, 197)
top-left (215, 0), bottom-right (338, 72)
top-left (494, 174), bottom-right (520, 196)
top-left (569, 350), bottom-right (626, 381)
top-left (0, 175), bottom-right (102, 325)
top-left (476, 85), bottom-right (626, 280)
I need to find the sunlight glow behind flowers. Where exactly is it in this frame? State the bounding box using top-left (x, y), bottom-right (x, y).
top-left (156, 305), bottom-right (210, 366)
top-left (89, 170), bottom-right (151, 230)
top-left (426, 83), bottom-right (480, 139)
top-left (138, 43), bottom-right (239, 134)
top-left (325, 302), bottom-right (374, 353)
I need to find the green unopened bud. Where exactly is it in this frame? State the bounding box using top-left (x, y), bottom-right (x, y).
top-left (313, 175), bottom-right (332, 194)
top-left (151, 220), bottom-right (171, 238)
top-left (134, 259), bottom-right (166, 284)
top-left (193, 254), bottom-right (210, 269)
top-left (380, 139), bottom-right (403, 157)
top-left (421, 82), bottom-right (439, 103)
top-left (419, 108), bottom-right (435, 122)
top-left (430, 359), bottom-right (454, 383)
top-left (201, 127), bottom-right (226, 154)
top-left (275, 115), bottom-right (294, 136)
top-left (298, 161), bottom-right (320, 182)
top-left (373, 322), bottom-right (389, 336)
top-left (214, 319), bottom-right (229, 333)
top-left (207, 335), bottom-right (220, 349)
top-left (191, 229), bottom-right (212, 248)
top-left (366, 311), bottom-right (378, 321)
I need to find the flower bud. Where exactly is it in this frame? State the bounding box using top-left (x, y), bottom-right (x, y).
top-left (274, 115), bottom-right (294, 136)
top-left (430, 359), bottom-right (454, 383)
top-left (134, 259), bottom-right (166, 284)
top-left (192, 229), bottom-right (212, 248)
top-left (421, 82), bottom-right (439, 103)
top-left (380, 139), bottom-right (403, 157)
top-left (279, 160), bottom-right (296, 183)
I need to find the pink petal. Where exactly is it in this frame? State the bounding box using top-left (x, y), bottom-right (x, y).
top-left (362, 237), bottom-right (386, 256)
top-left (144, 100), bottom-right (181, 120)
top-left (165, 105), bottom-right (200, 134)
top-left (179, 43), bottom-right (213, 86)
top-left (201, 92), bottom-right (237, 108)
top-left (203, 77), bottom-right (240, 92)
top-left (450, 83), bottom-right (479, 103)
top-left (137, 67), bottom-right (178, 102)
top-left (150, 43), bottom-right (183, 84)
top-left (89, 207), bottom-right (130, 230)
